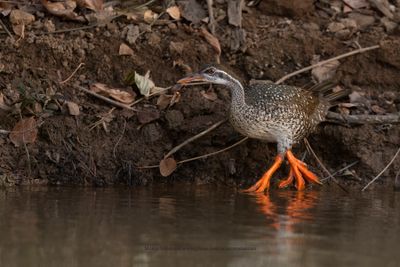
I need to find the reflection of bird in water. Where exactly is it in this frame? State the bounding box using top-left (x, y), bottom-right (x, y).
top-left (178, 66), bottom-right (347, 191)
top-left (253, 191), bottom-right (319, 231)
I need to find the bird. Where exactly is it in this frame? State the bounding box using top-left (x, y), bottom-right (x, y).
top-left (177, 66), bottom-right (347, 192)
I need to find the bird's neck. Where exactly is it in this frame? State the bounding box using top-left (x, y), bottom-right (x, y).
top-left (224, 77), bottom-right (246, 106)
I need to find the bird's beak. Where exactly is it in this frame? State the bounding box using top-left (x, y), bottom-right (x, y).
top-left (177, 73), bottom-right (206, 85)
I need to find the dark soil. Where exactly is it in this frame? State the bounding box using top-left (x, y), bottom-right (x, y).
top-left (0, 1), bottom-right (399, 189)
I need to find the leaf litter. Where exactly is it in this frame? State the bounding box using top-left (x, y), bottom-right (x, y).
top-left (90, 83), bottom-right (136, 104)
top-left (9, 117), bottom-right (38, 147)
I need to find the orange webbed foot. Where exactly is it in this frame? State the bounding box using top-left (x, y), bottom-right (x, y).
top-left (243, 155), bottom-right (283, 193)
top-left (286, 150), bottom-right (322, 190)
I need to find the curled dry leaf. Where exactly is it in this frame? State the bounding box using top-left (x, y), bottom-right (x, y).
top-left (143, 9), bottom-right (157, 24)
top-left (119, 43), bottom-right (134, 56)
top-left (0, 92), bottom-right (11, 111)
top-left (311, 59), bottom-right (340, 83)
top-left (42, 0), bottom-right (85, 22)
top-left (201, 89), bottom-right (218, 101)
top-left (200, 27), bottom-right (221, 62)
top-left (76, 0), bottom-right (103, 11)
top-left (159, 157), bottom-right (177, 177)
top-left (157, 94), bottom-right (173, 110)
top-left (9, 117), bottom-right (38, 147)
top-left (166, 6), bottom-right (180, 20)
top-left (134, 71), bottom-right (155, 97)
top-left (90, 83), bottom-right (136, 104)
top-left (67, 101), bottom-right (80, 116)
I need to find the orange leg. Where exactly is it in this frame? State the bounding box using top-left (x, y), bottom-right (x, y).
top-left (243, 155), bottom-right (283, 193)
top-left (278, 167), bottom-right (294, 188)
top-left (286, 150), bottom-right (322, 190)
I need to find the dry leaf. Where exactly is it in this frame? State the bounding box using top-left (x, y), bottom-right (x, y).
top-left (9, 10), bottom-right (35, 25)
top-left (90, 83), bottom-right (136, 104)
top-left (76, 0), bottom-right (103, 11)
top-left (137, 107), bottom-right (160, 124)
top-left (134, 71), bottom-right (155, 97)
top-left (119, 43), bottom-right (134, 56)
top-left (0, 92), bottom-right (11, 111)
top-left (42, 0), bottom-right (85, 22)
top-left (200, 27), bottom-right (221, 62)
top-left (67, 101), bottom-right (80, 116)
top-left (159, 157), bottom-right (177, 177)
top-left (169, 91), bottom-right (181, 107)
top-left (143, 9), bottom-right (157, 24)
top-left (343, 0), bottom-right (369, 9)
top-left (311, 60), bottom-right (340, 83)
top-left (9, 117), bottom-right (38, 147)
top-left (157, 94), bottom-right (173, 110)
top-left (201, 89), bottom-right (218, 101)
top-left (166, 6), bottom-right (180, 20)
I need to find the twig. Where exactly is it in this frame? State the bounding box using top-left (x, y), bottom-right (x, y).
top-left (75, 85), bottom-right (137, 111)
top-left (164, 119), bottom-right (227, 159)
top-left (129, 86), bottom-right (172, 106)
top-left (206, 0), bottom-right (216, 34)
top-left (304, 138), bottom-right (348, 193)
top-left (0, 129), bottom-right (10, 134)
top-left (362, 146), bottom-right (400, 191)
top-left (60, 63), bottom-right (84, 84)
top-left (138, 137), bottom-right (249, 169)
top-left (113, 119), bottom-right (127, 159)
top-left (0, 17), bottom-right (14, 41)
top-left (275, 45), bottom-right (380, 84)
top-left (321, 160), bottom-right (359, 182)
top-left (178, 137), bottom-right (248, 165)
top-left (326, 111), bottom-right (400, 125)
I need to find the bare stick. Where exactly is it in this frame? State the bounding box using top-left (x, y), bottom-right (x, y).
top-left (321, 160), bottom-right (359, 182)
top-left (113, 119), bottom-right (127, 159)
top-left (0, 17), bottom-right (14, 41)
top-left (326, 111), bottom-right (400, 125)
top-left (138, 137), bottom-right (249, 169)
top-left (275, 45), bottom-right (380, 84)
top-left (206, 0), bottom-right (216, 34)
top-left (304, 138), bottom-right (348, 192)
top-left (75, 85), bottom-right (137, 111)
top-left (164, 119), bottom-right (227, 159)
top-left (60, 63), bottom-right (84, 84)
top-left (0, 129), bottom-right (10, 134)
top-left (362, 146), bottom-right (400, 191)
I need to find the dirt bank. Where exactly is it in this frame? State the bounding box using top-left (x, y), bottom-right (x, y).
top-left (0, 0), bottom-right (399, 189)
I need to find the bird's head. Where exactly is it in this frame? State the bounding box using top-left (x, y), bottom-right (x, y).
top-left (177, 66), bottom-right (233, 86)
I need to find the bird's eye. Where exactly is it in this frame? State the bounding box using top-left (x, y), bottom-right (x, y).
top-left (204, 68), bottom-right (215, 75)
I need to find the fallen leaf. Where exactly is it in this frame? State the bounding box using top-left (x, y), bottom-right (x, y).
top-left (159, 157), bottom-right (177, 177)
top-left (0, 92), bottom-right (11, 111)
top-left (143, 9), bottom-right (157, 24)
top-left (201, 89), bottom-right (218, 101)
top-left (343, 0), bottom-right (369, 9)
top-left (90, 83), bottom-right (136, 104)
top-left (371, 105), bottom-right (386, 114)
top-left (134, 71), bottom-right (155, 97)
top-left (200, 27), bottom-right (221, 62)
top-left (166, 6), bottom-right (180, 20)
top-left (311, 59), bottom-right (340, 83)
top-left (42, 0), bottom-right (85, 22)
top-left (9, 117), bottom-right (38, 147)
top-left (67, 101), bottom-right (80, 116)
top-left (9, 10), bottom-right (35, 25)
top-left (137, 107), bottom-right (160, 124)
top-left (119, 43), bottom-right (134, 56)
top-left (156, 94), bottom-right (173, 110)
top-left (76, 0), bottom-right (103, 11)
top-left (12, 24), bottom-right (25, 37)
top-left (179, 0), bottom-right (206, 24)
top-left (169, 91), bottom-right (181, 107)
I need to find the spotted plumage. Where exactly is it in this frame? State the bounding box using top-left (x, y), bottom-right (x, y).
top-left (177, 66), bottom-right (346, 191)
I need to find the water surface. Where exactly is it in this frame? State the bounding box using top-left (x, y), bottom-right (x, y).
top-left (0, 185), bottom-right (399, 267)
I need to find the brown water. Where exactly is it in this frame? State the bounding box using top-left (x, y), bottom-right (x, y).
top-left (0, 185), bottom-right (399, 267)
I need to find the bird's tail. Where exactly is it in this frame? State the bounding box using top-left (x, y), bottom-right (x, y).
top-left (307, 81), bottom-right (350, 102)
